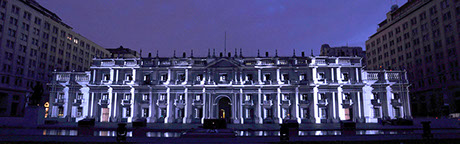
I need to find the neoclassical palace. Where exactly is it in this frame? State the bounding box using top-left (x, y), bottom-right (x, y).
top-left (48, 54), bottom-right (411, 124)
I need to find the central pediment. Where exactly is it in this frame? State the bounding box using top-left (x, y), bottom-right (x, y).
top-left (206, 58), bottom-right (241, 68)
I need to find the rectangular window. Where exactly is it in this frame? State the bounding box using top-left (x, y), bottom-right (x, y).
top-left (196, 74), bottom-right (203, 81)
top-left (160, 94), bottom-right (166, 101)
top-left (58, 106), bottom-right (64, 117)
top-left (245, 74), bottom-right (253, 81)
top-left (124, 94), bottom-right (131, 100)
top-left (77, 107), bottom-right (83, 117)
top-left (282, 94), bottom-right (289, 101)
top-left (103, 74), bottom-right (110, 81)
top-left (219, 73), bottom-right (227, 81)
top-left (281, 74), bottom-right (289, 81)
top-left (102, 94), bottom-right (108, 100)
top-left (264, 94), bottom-right (270, 101)
top-left (195, 94), bottom-right (201, 101)
top-left (342, 73), bottom-right (349, 81)
top-left (318, 72), bottom-right (325, 80)
top-left (245, 94), bottom-right (251, 101)
top-left (263, 73), bottom-right (271, 81)
top-left (143, 94), bottom-right (149, 101)
top-left (299, 74), bottom-right (306, 81)
top-left (374, 108), bottom-right (380, 118)
top-left (160, 74), bottom-right (168, 81)
top-left (301, 94), bottom-right (308, 101)
top-left (142, 108), bottom-right (149, 117)
top-left (125, 74), bottom-right (133, 81)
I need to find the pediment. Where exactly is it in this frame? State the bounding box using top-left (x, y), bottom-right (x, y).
top-left (207, 58), bottom-right (240, 68)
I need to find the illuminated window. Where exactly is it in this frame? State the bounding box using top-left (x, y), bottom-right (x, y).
top-left (142, 108), bottom-right (149, 117)
top-left (160, 74), bottom-right (168, 81)
top-left (143, 94), bottom-right (149, 101)
top-left (195, 94), bottom-right (201, 101)
top-left (160, 94), bottom-right (166, 101)
top-left (219, 73), bottom-right (227, 81)
top-left (196, 74), bottom-right (203, 81)
top-left (123, 94), bottom-right (131, 100)
top-left (102, 93), bottom-right (108, 100)
top-left (58, 106), bottom-right (64, 117)
top-left (299, 74), bottom-right (306, 81)
top-left (245, 94), bottom-right (251, 101)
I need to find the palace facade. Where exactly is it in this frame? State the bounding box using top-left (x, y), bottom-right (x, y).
top-left (48, 54), bottom-right (411, 124)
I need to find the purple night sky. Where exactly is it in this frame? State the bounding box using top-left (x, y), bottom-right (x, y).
top-left (38, 0), bottom-right (406, 57)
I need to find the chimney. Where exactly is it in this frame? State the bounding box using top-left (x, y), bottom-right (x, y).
top-left (301, 51), bottom-right (305, 57)
top-left (148, 53), bottom-right (152, 58)
top-left (220, 52), bottom-right (223, 57)
top-left (257, 49), bottom-right (260, 57)
top-left (265, 52), bottom-right (269, 57)
top-left (228, 52), bottom-right (231, 57)
top-left (183, 52), bottom-right (186, 58)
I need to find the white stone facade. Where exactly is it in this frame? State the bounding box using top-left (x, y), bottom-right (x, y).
top-left (48, 56), bottom-right (411, 124)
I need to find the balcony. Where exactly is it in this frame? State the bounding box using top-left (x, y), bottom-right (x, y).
top-left (192, 99), bottom-right (203, 106)
top-left (101, 61), bottom-right (115, 66)
top-left (101, 80), bottom-right (112, 85)
top-left (338, 59), bottom-right (351, 65)
top-left (261, 100), bottom-right (273, 107)
top-left (123, 80), bottom-right (135, 85)
top-left (342, 99), bottom-right (353, 108)
top-left (367, 73), bottom-right (379, 80)
top-left (75, 75), bottom-right (89, 82)
top-left (317, 99), bottom-right (328, 107)
top-left (371, 99), bottom-right (381, 106)
top-left (280, 100), bottom-right (291, 107)
top-left (315, 59), bottom-right (327, 65)
top-left (279, 80), bottom-right (291, 85)
top-left (56, 74), bottom-right (70, 82)
top-left (124, 61), bottom-right (137, 66)
top-left (73, 99), bottom-right (83, 104)
top-left (299, 100), bottom-right (310, 105)
top-left (391, 99), bottom-right (402, 106)
top-left (174, 99), bottom-right (186, 108)
top-left (121, 99), bottom-right (131, 106)
top-left (156, 99), bottom-right (168, 108)
top-left (194, 80), bottom-right (205, 85)
top-left (98, 99), bottom-right (110, 105)
top-left (242, 100), bottom-right (254, 106)
top-left (55, 98), bottom-right (65, 104)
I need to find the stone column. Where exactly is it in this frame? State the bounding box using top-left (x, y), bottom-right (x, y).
top-left (332, 92), bottom-right (336, 120)
top-left (313, 86), bottom-right (319, 123)
top-left (338, 86), bottom-right (344, 120)
top-left (295, 86), bottom-right (300, 123)
top-left (277, 88), bottom-right (281, 123)
top-left (257, 88), bottom-right (262, 124)
top-left (239, 89), bottom-right (243, 124)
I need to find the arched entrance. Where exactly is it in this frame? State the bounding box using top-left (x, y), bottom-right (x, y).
top-left (218, 97), bottom-right (232, 123)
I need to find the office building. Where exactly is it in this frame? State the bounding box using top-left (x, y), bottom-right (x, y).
top-left (0, 0), bottom-right (110, 116)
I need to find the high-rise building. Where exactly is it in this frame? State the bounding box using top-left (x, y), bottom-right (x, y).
top-left (48, 54), bottom-right (411, 124)
top-left (365, 0), bottom-right (460, 117)
top-left (0, 0), bottom-right (110, 117)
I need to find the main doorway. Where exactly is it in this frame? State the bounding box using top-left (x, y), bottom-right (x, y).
top-left (218, 97), bottom-right (232, 123)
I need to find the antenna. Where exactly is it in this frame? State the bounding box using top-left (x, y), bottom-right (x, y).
top-left (224, 31), bottom-right (227, 56)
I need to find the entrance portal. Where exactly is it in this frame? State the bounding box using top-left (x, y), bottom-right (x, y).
top-left (218, 97), bottom-right (231, 123)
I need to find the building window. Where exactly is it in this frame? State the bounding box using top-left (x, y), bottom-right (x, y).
top-left (263, 94), bottom-right (270, 101)
top-left (58, 106), bottom-right (64, 117)
top-left (282, 108), bottom-right (290, 119)
top-left (125, 74), bottom-right (133, 81)
top-left (219, 73), bottom-right (227, 81)
top-left (301, 94), bottom-right (308, 101)
top-left (245, 74), bottom-right (253, 81)
top-left (143, 94), bottom-right (149, 101)
top-left (178, 73), bottom-right (185, 81)
top-left (263, 73), bottom-right (271, 81)
top-left (342, 73), bottom-right (349, 81)
top-left (196, 74), bottom-right (203, 81)
top-left (299, 74), bottom-right (307, 81)
top-left (102, 93), bottom-right (108, 100)
top-left (178, 94), bottom-right (184, 100)
top-left (160, 74), bottom-right (168, 81)
top-left (160, 94), bottom-right (166, 101)
top-left (58, 93), bottom-right (65, 99)
top-left (160, 108), bottom-right (166, 118)
top-left (103, 74), bottom-right (110, 81)
top-left (264, 108), bottom-right (272, 119)
top-left (319, 93), bottom-right (326, 100)
top-left (320, 108), bottom-right (327, 119)
top-left (123, 107), bottom-right (131, 117)
top-left (245, 94), bottom-right (251, 101)
top-left (374, 108), bottom-right (380, 118)
top-left (123, 94), bottom-right (131, 100)
top-left (142, 108), bottom-right (149, 117)
top-left (302, 108), bottom-right (309, 118)
top-left (77, 107), bottom-right (83, 117)
top-left (281, 74), bottom-right (289, 81)
top-left (282, 94), bottom-right (289, 101)
top-left (343, 93), bottom-right (351, 100)
top-left (394, 107), bottom-right (401, 118)
top-left (195, 108), bottom-right (202, 118)
top-left (143, 74), bottom-right (150, 82)
top-left (392, 93), bottom-right (400, 100)
top-left (195, 94), bottom-right (201, 101)
top-left (76, 93), bottom-right (83, 100)
top-left (318, 72), bottom-right (325, 81)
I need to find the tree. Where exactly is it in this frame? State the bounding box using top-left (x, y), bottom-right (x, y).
top-left (29, 82), bottom-right (44, 106)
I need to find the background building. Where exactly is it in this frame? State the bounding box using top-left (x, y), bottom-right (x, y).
top-left (0, 0), bottom-right (110, 117)
top-left (48, 54), bottom-right (411, 124)
top-left (365, 0), bottom-right (460, 117)
top-left (106, 46), bottom-right (140, 58)
top-left (320, 44), bottom-right (366, 67)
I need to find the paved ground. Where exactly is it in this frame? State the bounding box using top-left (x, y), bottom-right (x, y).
top-left (35, 117), bottom-right (460, 131)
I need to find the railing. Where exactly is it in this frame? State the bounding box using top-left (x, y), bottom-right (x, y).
top-left (318, 99), bottom-right (328, 106)
top-left (242, 100), bottom-right (254, 106)
top-left (73, 99), bottom-right (83, 104)
top-left (281, 100), bottom-right (291, 106)
top-left (101, 61), bottom-right (115, 66)
top-left (367, 73), bottom-right (379, 80)
top-left (174, 99), bottom-right (185, 106)
top-left (124, 61), bottom-right (137, 66)
top-left (371, 99), bottom-right (381, 106)
top-left (75, 75), bottom-right (89, 82)
top-left (55, 99), bottom-right (65, 103)
top-left (315, 59), bottom-right (326, 65)
top-left (338, 59), bottom-right (351, 64)
top-left (121, 99), bottom-right (131, 105)
top-left (387, 72), bottom-right (400, 80)
top-left (56, 74), bottom-right (70, 81)
top-left (261, 100), bottom-right (273, 106)
top-left (99, 99), bottom-right (109, 105)
top-left (299, 100), bottom-right (310, 104)
top-left (192, 99), bottom-right (203, 106)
